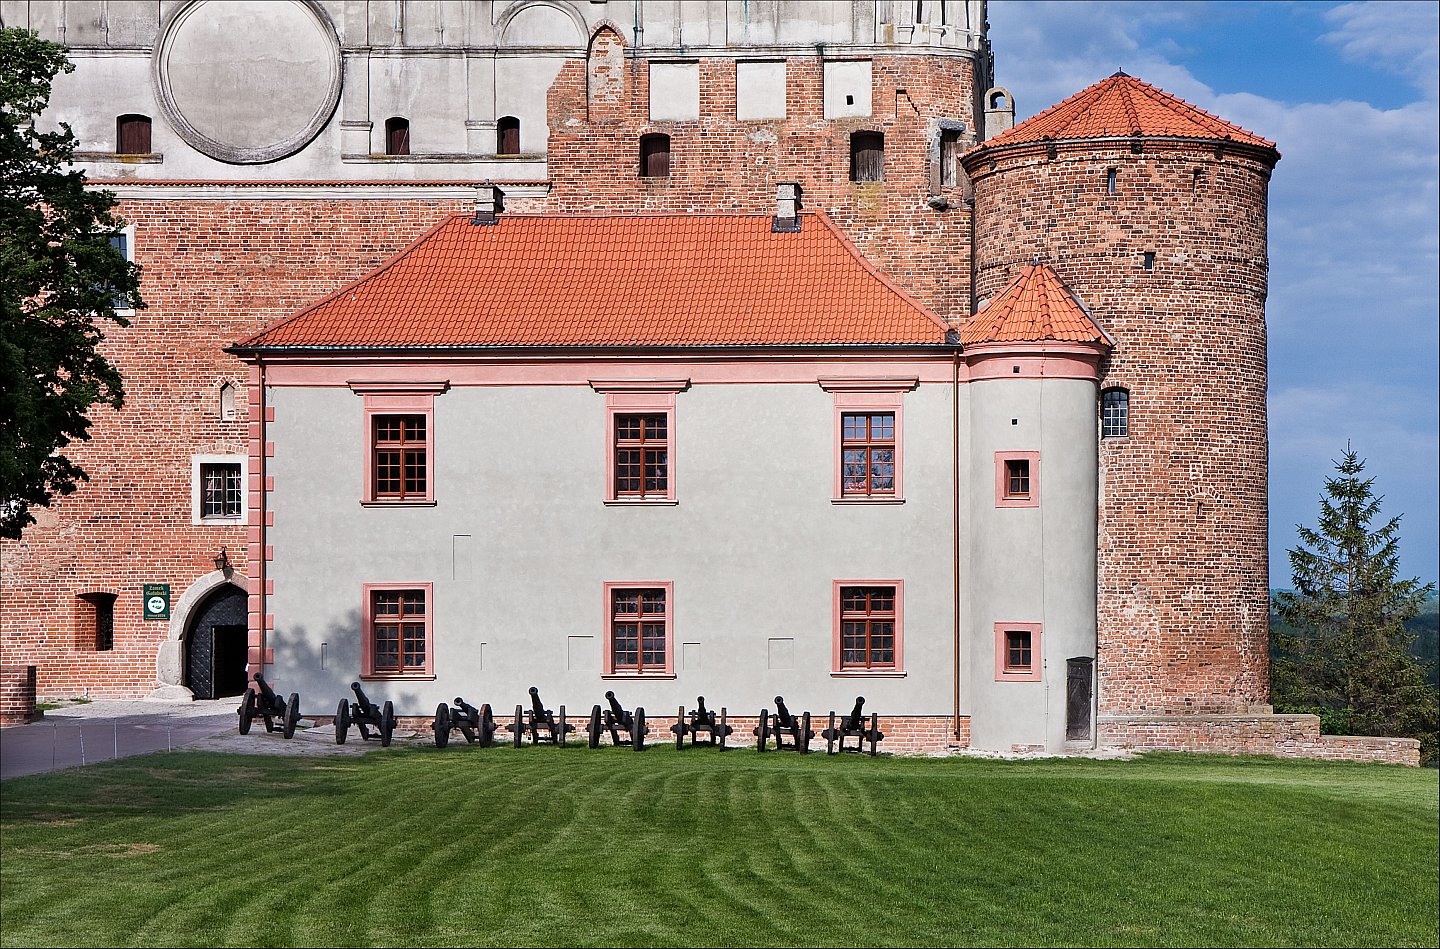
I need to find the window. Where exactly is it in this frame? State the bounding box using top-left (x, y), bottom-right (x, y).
top-left (497, 116), bottom-right (520, 155)
top-left (1106, 168), bottom-right (1117, 194)
top-left (104, 225), bottom-right (136, 311)
top-left (842, 413), bottom-right (895, 497)
top-left (995, 623), bottom-right (1043, 681)
top-left (191, 454), bottom-right (246, 524)
top-left (362, 584), bottom-right (433, 678)
top-left (1101, 388), bottom-right (1129, 438)
top-left (373, 415), bottom-right (427, 500)
top-left (603, 582), bottom-right (674, 675)
top-left (352, 381), bottom-right (445, 505)
top-left (614, 414), bottom-right (668, 499)
top-left (940, 129), bottom-right (962, 187)
top-left (219, 382), bottom-right (237, 421)
top-left (1143, 251), bottom-right (1156, 271)
top-left (116, 114), bottom-right (151, 155)
top-left (995, 451), bottom-right (1040, 508)
top-left (837, 585), bottom-right (900, 671)
top-left (384, 117), bottom-right (410, 156)
top-left (640, 133), bottom-right (670, 178)
top-left (850, 131), bottom-right (884, 182)
top-left (79, 593), bottom-right (116, 651)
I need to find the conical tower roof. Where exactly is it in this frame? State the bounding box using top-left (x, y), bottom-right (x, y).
top-left (980, 72), bottom-right (1275, 151)
top-left (960, 264), bottom-right (1109, 346)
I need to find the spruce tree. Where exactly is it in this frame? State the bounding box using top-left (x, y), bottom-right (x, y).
top-left (1272, 447), bottom-right (1438, 763)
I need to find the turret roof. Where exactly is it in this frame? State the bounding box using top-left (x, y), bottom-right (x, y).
top-left (960, 264), bottom-right (1109, 346)
top-left (981, 72), bottom-right (1275, 150)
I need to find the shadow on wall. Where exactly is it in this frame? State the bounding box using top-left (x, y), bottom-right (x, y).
top-left (264, 610), bottom-right (425, 719)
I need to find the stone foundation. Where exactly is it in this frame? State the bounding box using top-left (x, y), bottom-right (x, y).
top-left (1, 665), bottom-right (39, 726)
top-left (1099, 713), bottom-right (1420, 766)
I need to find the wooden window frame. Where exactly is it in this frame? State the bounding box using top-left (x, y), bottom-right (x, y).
top-left (191, 454), bottom-right (247, 524)
top-left (995, 451), bottom-right (1040, 508)
top-left (939, 128), bottom-right (962, 188)
top-left (600, 389), bottom-right (680, 504)
top-left (116, 114), bottom-right (152, 155)
top-left (361, 582), bottom-right (434, 679)
top-left (832, 580), bottom-right (906, 676)
top-left (602, 581), bottom-right (675, 677)
top-left (384, 116), bottom-right (410, 156)
top-left (352, 382), bottom-right (446, 506)
top-left (994, 622), bottom-right (1043, 682)
top-left (371, 414), bottom-right (429, 501)
top-left (497, 116), bottom-right (520, 156)
top-left (639, 133), bottom-right (671, 178)
top-left (850, 130), bottom-right (885, 182)
top-left (822, 382), bottom-right (912, 503)
top-left (1101, 387), bottom-right (1130, 438)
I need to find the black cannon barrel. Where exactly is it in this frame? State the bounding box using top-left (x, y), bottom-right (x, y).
top-left (847, 696), bottom-right (866, 727)
top-left (606, 691), bottom-right (625, 718)
top-left (774, 695), bottom-right (795, 727)
top-left (695, 695), bottom-right (709, 717)
top-left (253, 673), bottom-right (277, 702)
top-left (528, 687), bottom-right (546, 716)
top-left (350, 681), bottom-right (372, 709)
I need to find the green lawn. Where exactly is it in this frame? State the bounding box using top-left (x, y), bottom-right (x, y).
top-left (1, 746), bottom-right (1435, 947)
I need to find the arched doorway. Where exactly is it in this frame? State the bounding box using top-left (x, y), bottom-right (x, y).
top-left (184, 583), bottom-right (249, 699)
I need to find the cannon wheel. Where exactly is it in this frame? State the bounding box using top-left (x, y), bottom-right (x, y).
top-left (869, 712), bottom-right (881, 757)
top-left (558, 706), bottom-right (567, 747)
top-left (283, 693), bottom-right (301, 739)
top-left (588, 705), bottom-right (602, 749)
top-left (380, 701), bottom-right (396, 748)
top-left (756, 710), bottom-right (770, 751)
top-left (238, 689), bottom-right (256, 735)
top-left (335, 699), bottom-right (350, 745)
top-left (674, 706), bottom-right (686, 750)
top-left (799, 712), bottom-right (812, 754)
top-left (633, 707), bottom-right (646, 752)
top-left (433, 703), bottom-right (450, 748)
top-left (719, 709), bottom-right (729, 750)
top-left (478, 704), bottom-right (495, 748)
top-left (513, 705), bottom-right (524, 748)
top-left (826, 711), bottom-right (837, 755)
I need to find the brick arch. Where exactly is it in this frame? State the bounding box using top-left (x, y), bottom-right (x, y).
top-left (587, 20), bottom-right (628, 48)
top-left (153, 569), bottom-right (249, 692)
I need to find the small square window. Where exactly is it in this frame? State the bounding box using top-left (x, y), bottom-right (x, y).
top-left (995, 452), bottom-right (1040, 508)
top-left (994, 623), bottom-right (1042, 681)
top-left (191, 454), bottom-right (246, 524)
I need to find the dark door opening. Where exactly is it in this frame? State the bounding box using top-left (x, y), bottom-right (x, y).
top-left (1066, 657), bottom-right (1094, 741)
top-left (184, 584), bottom-right (249, 699)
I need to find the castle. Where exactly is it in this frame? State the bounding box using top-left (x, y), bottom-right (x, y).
top-left (0, 0), bottom-right (1416, 762)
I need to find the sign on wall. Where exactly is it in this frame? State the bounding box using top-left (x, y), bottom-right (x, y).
top-left (142, 583), bottom-right (171, 621)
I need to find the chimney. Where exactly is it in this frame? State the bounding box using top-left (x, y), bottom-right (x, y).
top-left (772, 182), bottom-right (802, 232)
top-left (472, 181), bottom-right (504, 225)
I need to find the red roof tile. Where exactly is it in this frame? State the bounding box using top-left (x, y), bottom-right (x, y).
top-left (981, 72), bottom-right (1275, 151)
top-left (238, 212), bottom-right (950, 349)
top-left (960, 264), bottom-right (1108, 346)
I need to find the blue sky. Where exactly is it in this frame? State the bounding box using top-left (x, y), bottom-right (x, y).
top-left (988, 0), bottom-right (1440, 586)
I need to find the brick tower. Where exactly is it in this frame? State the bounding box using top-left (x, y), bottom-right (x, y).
top-left (962, 72), bottom-right (1281, 718)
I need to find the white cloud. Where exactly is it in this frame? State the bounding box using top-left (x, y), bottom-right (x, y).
top-left (1322, 1), bottom-right (1439, 98)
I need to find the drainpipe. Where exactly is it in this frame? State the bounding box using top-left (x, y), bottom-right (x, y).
top-left (255, 357), bottom-right (268, 677)
top-left (952, 349), bottom-right (962, 742)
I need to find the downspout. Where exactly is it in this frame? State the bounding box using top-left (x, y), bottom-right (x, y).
top-left (255, 357), bottom-right (267, 677)
top-left (952, 349), bottom-right (962, 742)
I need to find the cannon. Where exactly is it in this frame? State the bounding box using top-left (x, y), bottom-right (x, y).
top-left (670, 696), bottom-right (733, 750)
top-left (586, 690), bottom-right (649, 750)
top-left (821, 696), bottom-right (885, 756)
top-left (505, 687), bottom-right (575, 747)
top-left (335, 681), bottom-right (397, 747)
top-left (754, 695), bottom-right (815, 753)
top-left (237, 672), bottom-right (300, 739)
top-left (432, 697), bottom-right (498, 748)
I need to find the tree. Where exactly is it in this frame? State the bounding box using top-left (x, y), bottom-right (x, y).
top-left (0, 27), bottom-right (141, 539)
top-left (1272, 447), bottom-right (1439, 763)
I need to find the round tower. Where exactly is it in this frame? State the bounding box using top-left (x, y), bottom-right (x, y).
top-left (962, 73), bottom-right (1281, 718)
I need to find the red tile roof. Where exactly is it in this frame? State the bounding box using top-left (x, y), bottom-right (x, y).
top-left (960, 264), bottom-right (1108, 346)
top-left (981, 72), bottom-right (1275, 151)
top-left (237, 212), bottom-right (950, 350)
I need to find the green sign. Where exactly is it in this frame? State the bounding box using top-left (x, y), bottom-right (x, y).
top-left (142, 583), bottom-right (171, 621)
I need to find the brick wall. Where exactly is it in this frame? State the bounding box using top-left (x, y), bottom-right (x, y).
top-left (0, 665), bottom-right (38, 726)
top-left (0, 199), bottom-right (471, 698)
top-left (1100, 714), bottom-right (1421, 766)
top-left (967, 140), bottom-right (1277, 716)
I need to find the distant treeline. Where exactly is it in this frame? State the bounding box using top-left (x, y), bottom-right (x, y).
top-left (1270, 592), bottom-right (1440, 687)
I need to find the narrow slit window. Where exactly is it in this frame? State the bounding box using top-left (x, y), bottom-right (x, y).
top-left (219, 382), bottom-right (237, 421)
top-left (1143, 251), bottom-right (1156, 271)
top-left (850, 131), bottom-right (884, 182)
top-left (1106, 168), bottom-right (1117, 194)
top-left (640, 134), bottom-right (670, 178)
top-left (940, 129), bottom-right (962, 187)
top-left (81, 593), bottom-right (117, 651)
top-left (116, 114), bottom-right (151, 155)
top-left (1101, 388), bottom-right (1129, 438)
top-left (385, 117), bottom-right (410, 156)
top-left (497, 116), bottom-right (520, 156)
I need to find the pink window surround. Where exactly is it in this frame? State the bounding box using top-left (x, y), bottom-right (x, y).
top-left (351, 381), bottom-right (447, 506)
top-left (361, 582), bottom-right (435, 680)
top-left (994, 450), bottom-right (1040, 508)
top-left (821, 378), bottom-right (916, 504)
top-left (831, 579), bottom-right (906, 676)
top-left (592, 381), bottom-right (687, 505)
top-left (602, 581), bottom-right (676, 677)
top-left (994, 622), bottom-right (1043, 682)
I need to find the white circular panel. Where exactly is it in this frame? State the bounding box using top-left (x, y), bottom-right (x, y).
top-left (154, 0), bottom-right (341, 164)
